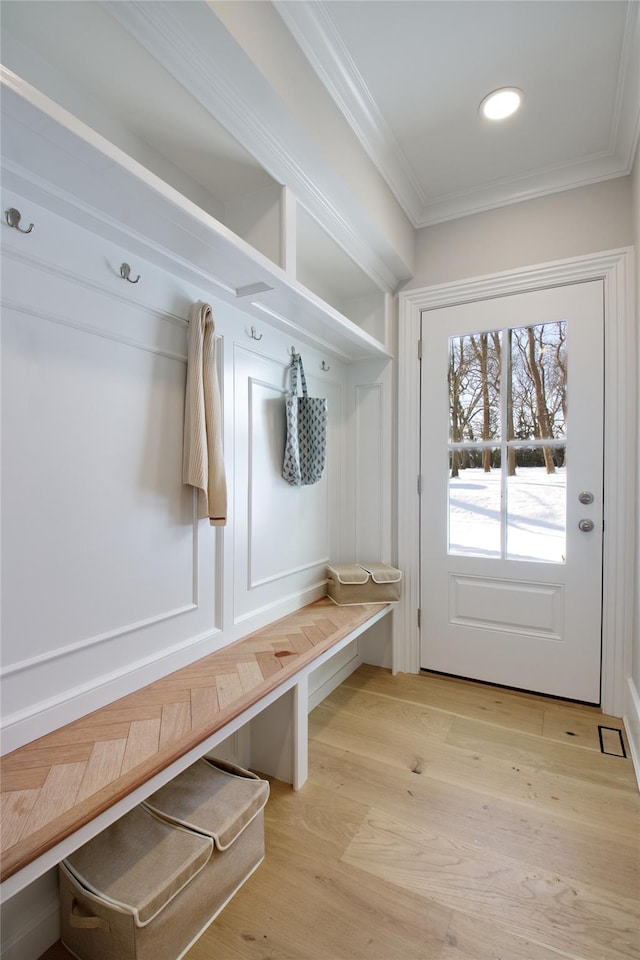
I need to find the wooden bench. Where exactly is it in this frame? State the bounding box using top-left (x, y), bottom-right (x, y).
top-left (0, 598), bottom-right (391, 901)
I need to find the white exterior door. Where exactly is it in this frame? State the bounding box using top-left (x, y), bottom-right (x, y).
top-left (420, 280), bottom-right (604, 703)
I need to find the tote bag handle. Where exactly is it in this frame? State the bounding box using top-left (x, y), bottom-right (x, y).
top-left (290, 353), bottom-right (308, 398)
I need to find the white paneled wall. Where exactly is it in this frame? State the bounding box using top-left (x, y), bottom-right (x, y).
top-left (0, 186), bottom-right (393, 958)
top-left (0, 189), bottom-right (392, 752)
top-left (349, 359), bottom-right (394, 565)
top-left (232, 344), bottom-right (342, 624)
top-left (2, 192), bottom-right (218, 748)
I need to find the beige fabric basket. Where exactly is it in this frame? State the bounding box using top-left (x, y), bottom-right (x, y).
top-left (144, 757), bottom-right (269, 850)
top-left (327, 562), bottom-right (402, 605)
top-left (60, 759), bottom-right (269, 960)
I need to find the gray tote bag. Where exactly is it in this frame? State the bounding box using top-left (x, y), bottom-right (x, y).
top-left (282, 353), bottom-right (328, 486)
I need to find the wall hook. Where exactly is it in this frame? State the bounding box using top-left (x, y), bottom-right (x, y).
top-left (320, 361), bottom-right (331, 372)
top-left (249, 326), bottom-right (263, 341)
top-left (5, 208), bottom-right (34, 234)
top-left (290, 346), bottom-right (297, 356)
top-left (120, 263), bottom-right (140, 284)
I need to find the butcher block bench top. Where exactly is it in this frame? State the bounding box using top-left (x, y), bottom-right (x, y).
top-left (1, 598), bottom-right (389, 884)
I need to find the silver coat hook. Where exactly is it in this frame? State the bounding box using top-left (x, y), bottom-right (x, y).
top-left (321, 361), bottom-right (331, 371)
top-left (249, 326), bottom-right (263, 341)
top-left (120, 263), bottom-right (140, 284)
top-left (5, 208), bottom-right (34, 234)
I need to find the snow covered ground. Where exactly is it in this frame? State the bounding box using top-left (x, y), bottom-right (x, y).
top-left (448, 466), bottom-right (566, 563)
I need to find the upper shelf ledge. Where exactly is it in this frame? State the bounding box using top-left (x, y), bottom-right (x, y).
top-left (0, 68), bottom-right (391, 363)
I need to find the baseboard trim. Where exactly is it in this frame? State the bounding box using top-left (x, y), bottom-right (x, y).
top-left (307, 646), bottom-right (362, 712)
top-left (1, 887), bottom-right (59, 960)
top-left (624, 676), bottom-right (640, 791)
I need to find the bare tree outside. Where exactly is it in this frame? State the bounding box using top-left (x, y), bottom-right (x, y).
top-left (448, 331), bottom-right (501, 476)
top-left (511, 322), bottom-right (567, 474)
top-left (449, 321), bottom-right (566, 478)
top-left (448, 320), bottom-right (568, 562)
top-left (469, 332), bottom-right (501, 472)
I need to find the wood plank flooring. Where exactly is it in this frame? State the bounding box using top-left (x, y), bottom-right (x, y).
top-left (39, 665), bottom-right (640, 960)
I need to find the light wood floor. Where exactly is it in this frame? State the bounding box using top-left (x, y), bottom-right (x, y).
top-left (40, 665), bottom-right (640, 960)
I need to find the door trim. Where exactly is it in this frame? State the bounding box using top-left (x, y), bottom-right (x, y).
top-left (396, 248), bottom-right (636, 716)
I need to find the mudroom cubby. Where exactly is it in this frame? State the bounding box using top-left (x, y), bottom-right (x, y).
top-left (1, 57), bottom-right (394, 729)
top-left (1, 0), bottom-right (287, 271)
top-left (295, 203), bottom-right (391, 352)
top-left (0, 51), bottom-right (395, 957)
top-left (2, 69), bottom-right (391, 360)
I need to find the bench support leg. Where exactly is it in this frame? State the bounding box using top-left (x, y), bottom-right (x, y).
top-left (293, 675), bottom-right (308, 790)
top-left (249, 678), bottom-right (308, 790)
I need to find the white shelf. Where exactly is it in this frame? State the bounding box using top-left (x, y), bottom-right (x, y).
top-left (1, 69), bottom-right (391, 363)
top-left (296, 203), bottom-right (389, 347)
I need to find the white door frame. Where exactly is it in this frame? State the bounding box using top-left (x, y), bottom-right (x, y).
top-left (396, 248), bottom-right (636, 717)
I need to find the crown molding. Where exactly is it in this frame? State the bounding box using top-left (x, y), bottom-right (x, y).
top-left (275, 0), bottom-right (640, 229)
top-left (414, 152), bottom-right (635, 228)
top-left (610, 0), bottom-right (640, 168)
top-left (273, 0), bottom-right (424, 223)
top-left (103, 0), bottom-right (412, 292)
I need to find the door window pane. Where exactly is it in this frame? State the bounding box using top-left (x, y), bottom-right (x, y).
top-left (510, 321), bottom-right (566, 442)
top-left (447, 320), bottom-right (568, 562)
top-left (449, 448), bottom-right (501, 557)
top-left (506, 446), bottom-right (566, 562)
top-left (449, 332), bottom-right (501, 443)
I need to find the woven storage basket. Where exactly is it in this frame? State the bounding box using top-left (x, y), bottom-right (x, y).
top-left (327, 562), bottom-right (402, 605)
top-left (60, 759), bottom-right (269, 960)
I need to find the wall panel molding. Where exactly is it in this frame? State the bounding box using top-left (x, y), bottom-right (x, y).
top-left (1, 299), bottom-right (187, 364)
top-left (0, 620), bottom-right (223, 752)
top-left (233, 580), bottom-right (327, 627)
top-left (355, 381), bottom-right (384, 561)
top-left (0, 297), bottom-right (201, 674)
top-left (247, 374), bottom-right (330, 589)
top-left (0, 602), bottom-right (199, 679)
top-left (1, 245), bottom-right (188, 329)
top-left (233, 343), bottom-right (336, 624)
top-left (1, 222), bottom-right (221, 741)
top-left (250, 560), bottom-right (330, 590)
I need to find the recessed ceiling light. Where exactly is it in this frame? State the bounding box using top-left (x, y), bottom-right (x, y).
top-left (480, 87), bottom-right (523, 120)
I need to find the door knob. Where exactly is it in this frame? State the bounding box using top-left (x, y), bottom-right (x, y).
top-left (578, 518), bottom-right (595, 532)
top-left (578, 491), bottom-right (594, 505)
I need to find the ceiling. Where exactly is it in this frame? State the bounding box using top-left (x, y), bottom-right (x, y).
top-left (1, 0), bottom-right (638, 243)
top-left (276, 0), bottom-right (640, 226)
